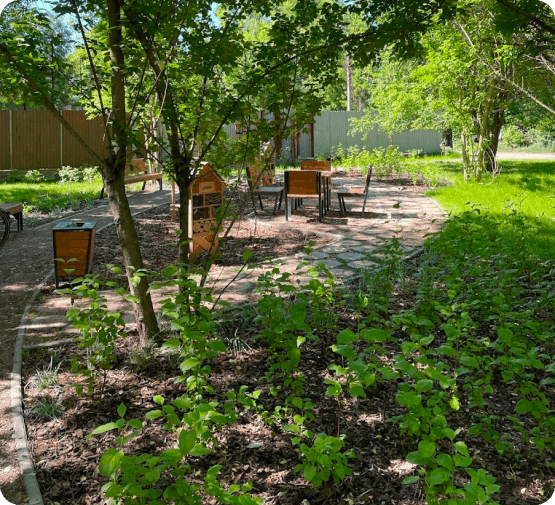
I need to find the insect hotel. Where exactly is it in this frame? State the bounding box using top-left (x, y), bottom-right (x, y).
top-left (173, 162), bottom-right (226, 259)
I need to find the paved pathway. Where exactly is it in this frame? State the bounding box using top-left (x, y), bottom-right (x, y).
top-left (0, 178), bottom-right (446, 504)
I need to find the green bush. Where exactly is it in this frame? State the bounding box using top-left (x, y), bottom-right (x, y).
top-left (24, 170), bottom-right (46, 184)
top-left (58, 165), bottom-right (100, 183)
top-left (501, 125), bottom-right (529, 148)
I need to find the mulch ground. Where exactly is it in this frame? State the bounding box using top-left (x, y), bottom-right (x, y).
top-left (19, 175), bottom-right (553, 505)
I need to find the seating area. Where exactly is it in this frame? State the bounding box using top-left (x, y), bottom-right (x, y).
top-left (284, 169), bottom-right (326, 222)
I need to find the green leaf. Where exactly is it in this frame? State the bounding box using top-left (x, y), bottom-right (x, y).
top-left (449, 396), bottom-right (460, 411)
top-left (459, 355), bottom-right (479, 368)
top-left (418, 439), bottom-right (436, 459)
top-left (454, 441), bottom-right (469, 457)
top-left (189, 444), bottom-right (213, 457)
top-left (303, 464), bottom-right (317, 482)
top-left (292, 397), bottom-right (303, 409)
top-left (207, 465), bottom-right (222, 476)
top-left (117, 403), bottom-right (126, 418)
top-left (331, 344), bottom-right (355, 360)
top-left (337, 329), bottom-right (357, 345)
top-left (436, 453), bottom-right (454, 471)
top-left (98, 448), bottom-right (123, 476)
top-left (416, 379), bottom-right (433, 392)
top-left (207, 340), bottom-right (227, 353)
top-left (161, 265), bottom-right (178, 277)
top-left (180, 358), bottom-right (200, 371)
top-left (453, 453), bottom-right (472, 467)
top-left (91, 422), bottom-right (119, 435)
top-left (516, 398), bottom-right (533, 414)
top-left (162, 339), bottom-right (181, 349)
top-left (427, 467), bottom-right (450, 486)
top-left (419, 335), bottom-right (434, 346)
top-left (179, 429), bottom-right (197, 455)
top-left (153, 395), bottom-right (165, 405)
top-left (145, 410), bottom-right (162, 419)
top-left (402, 475), bottom-right (420, 485)
top-left (242, 248), bottom-right (253, 263)
top-left (361, 328), bottom-right (389, 342)
top-left (127, 419), bottom-right (143, 429)
top-left (349, 360), bottom-right (367, 374)
top-left (349, 383), bottom-right (366, 398)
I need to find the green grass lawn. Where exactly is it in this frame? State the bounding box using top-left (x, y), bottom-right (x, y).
top-left (426, 158), bottom-right (555, 259)
top-left (0, 178), bottom-right (104, 214)
top-left (427, 159), bottom-right (555, 219)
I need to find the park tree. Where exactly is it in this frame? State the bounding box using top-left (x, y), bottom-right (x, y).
top-left (0, 0), bottom-right (161, 342)
top-left (1, 0), bottom-right (463, 339)
top-left (0, 1), bottom-right (75, 108)
top-left (351, 0), bottom-right (531, 180)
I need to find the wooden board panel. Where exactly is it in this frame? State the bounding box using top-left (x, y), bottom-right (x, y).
top-left (0, 111), bottom-right (10, 170)
top-left (12, 110), bottom-right (60, 169)
top-left (54, 249), bottom-right (88, 259)
top-left (54, 231), bottom-right (91, 241)
top-left (62, 110), bottom-right (109, 168)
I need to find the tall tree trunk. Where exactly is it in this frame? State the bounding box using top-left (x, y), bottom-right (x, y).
top-left (461, 129), bottom-right (470, 181)
top-left (486, 108), bottom-right (504, 172)
top-left (345, 55), bottom-right (352, 112)
top-left (106, 0), bottom-right (159, 343)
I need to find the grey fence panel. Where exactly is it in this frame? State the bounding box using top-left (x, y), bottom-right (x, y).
top-left (314, 111), bottom-right (441, 157)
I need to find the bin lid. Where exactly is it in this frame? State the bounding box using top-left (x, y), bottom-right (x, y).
top-left (53, 221), bottom-right (96, 230)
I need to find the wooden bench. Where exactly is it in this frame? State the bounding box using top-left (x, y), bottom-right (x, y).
top-left (0, 202), bottom-right (23, 231)
top-left (100, 158), bottom-right (162, 198)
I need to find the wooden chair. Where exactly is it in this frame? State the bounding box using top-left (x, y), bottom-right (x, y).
top-left (337, 166), bottom-right (373, 215)
top-left (246, 165), bottom-right (284, 215)
top-left (300, 160), bottom-right (331, 171)
top-left (284, 170), bottom-right (325, 222)
top-left (300, 161), bottom-right (333, 211)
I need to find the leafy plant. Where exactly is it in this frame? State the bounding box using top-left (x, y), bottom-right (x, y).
top-left (56, 273), bottom-right (126, 399)
top-left (295, 433), bottom-right (354, 488)
top-left (30, 397), bottom-right (64, 421)
top-left (23, 169), bottom-right (46, 183)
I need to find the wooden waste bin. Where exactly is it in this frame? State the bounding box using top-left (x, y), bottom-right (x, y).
top-left (52, 221), bottom-right (97, 287)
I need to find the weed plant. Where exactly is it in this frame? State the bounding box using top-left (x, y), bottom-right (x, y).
top-left (56, 160), bottom-right (555, 503)
top-left (30, 397), bottom-right (64, 421)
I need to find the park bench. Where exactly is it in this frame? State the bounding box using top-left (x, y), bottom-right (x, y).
top-left (0, 202), bottom-right (23, 231)
top-left (0, 202), bottom-right (23, 250)
top-left (100, 158), bottom-right (162, 198)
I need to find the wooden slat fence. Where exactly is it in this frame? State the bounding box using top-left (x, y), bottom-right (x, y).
top-left (0, 110), bottom-right (109, 170)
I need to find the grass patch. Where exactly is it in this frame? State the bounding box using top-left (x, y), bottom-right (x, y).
top-left (427, 159), bottom-right (555, 217)
top-left (0, 178), bottom-right (104, 214)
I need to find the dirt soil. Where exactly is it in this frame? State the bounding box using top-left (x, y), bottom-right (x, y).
top-left (19, 182), bottom-right (554, 505)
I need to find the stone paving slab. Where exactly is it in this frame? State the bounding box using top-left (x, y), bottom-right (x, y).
top-left (27, 180), bottom-right (447, 339)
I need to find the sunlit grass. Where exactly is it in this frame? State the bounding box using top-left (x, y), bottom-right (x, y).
top-left (426, 160), bottom-right (555, 220)
top-left (0, 178), bottom-right (104, 214)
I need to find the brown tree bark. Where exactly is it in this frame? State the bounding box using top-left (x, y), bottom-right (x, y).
top-left (106, 0), bottom-right (160, 343)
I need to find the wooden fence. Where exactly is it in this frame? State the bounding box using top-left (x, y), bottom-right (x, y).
top-left (1, 109), bottom-right (442, 170)
top-left (0, 110), bottom-right (109, 170)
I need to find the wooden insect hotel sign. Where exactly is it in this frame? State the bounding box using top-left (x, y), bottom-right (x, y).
top-left (188, 163), bottom-right (226, 257)
top-left (52, 221), bottom-right (97, 287)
